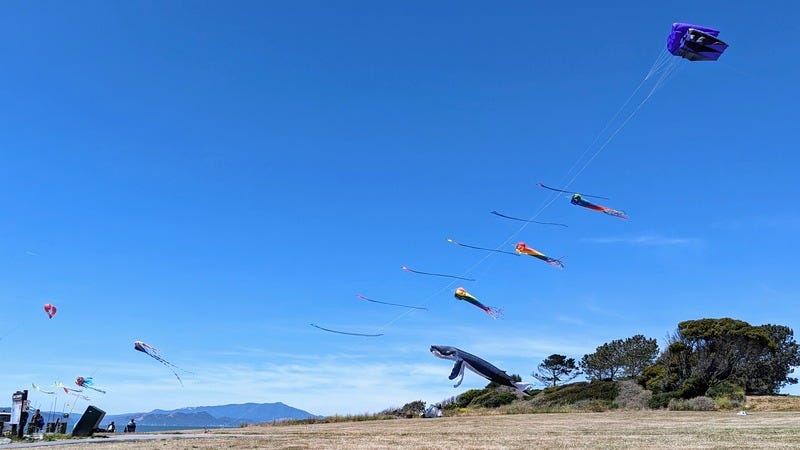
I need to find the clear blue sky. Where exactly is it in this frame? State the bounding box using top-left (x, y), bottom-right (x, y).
top-left (1, 1), bottom-right (798, 416)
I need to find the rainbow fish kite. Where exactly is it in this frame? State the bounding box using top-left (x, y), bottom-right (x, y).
top-left (454, 287), bottom-right (502, 319)
top-left (515, 242), bottom-right (564, 269)
top-left (570, 194), bottom-right (627, 220)
top-left (538, 183), bottom-right (627, 220)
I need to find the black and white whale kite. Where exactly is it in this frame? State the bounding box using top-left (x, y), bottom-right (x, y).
top-left (430, 345), bottom-right (531, 395)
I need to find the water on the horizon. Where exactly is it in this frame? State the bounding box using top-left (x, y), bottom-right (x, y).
top-left (120, 425), bottom-right (234, 433)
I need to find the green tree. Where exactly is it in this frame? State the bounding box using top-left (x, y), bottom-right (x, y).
top-left (619, 335), bottom-right (660, 378)
top-left (679, 318), bottom-right (774, 391)
top-left (532, 354), bottom-right (580, 387)
top-left (741, 324), bottom-right (800, 394)
top-left (580, 343), bottom-right (620, 381)
top-left (581, 335), bottom-right (658, 381)
top-left (640, 318), bottom-right (785, 398)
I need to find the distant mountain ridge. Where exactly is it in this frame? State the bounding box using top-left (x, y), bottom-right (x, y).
top-left (68, 402), bottom-right (319, 429)
top-left (147, 402), bottom-right (319, 423)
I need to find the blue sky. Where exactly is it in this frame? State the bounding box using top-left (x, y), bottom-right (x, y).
top-left (1, 2), bottom-right (799, 416)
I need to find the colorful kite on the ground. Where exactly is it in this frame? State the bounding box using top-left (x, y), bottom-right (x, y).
top-left (667, 23), bottom-right (728, 62)
top-left (134, 340), bottom-right (185, 386)
top-left (515, 242), bottom-right (565, 269)
top-left (490, 211), bottom-right (568, 227)
top-left (402, 265), bottom-right (475, 281)
top-left (43, 303), bottom-right (57, 319)
top-left (454, 288), bottom-right (502, 319)
top-left (310, 323), bottom-right (384, 337)
top-left (357, 294), bottom-right (427, 311)
top-left (75, 376), bottom-right (106, 394)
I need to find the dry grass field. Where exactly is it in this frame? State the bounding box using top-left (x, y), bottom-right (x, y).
top-left (50, 410), bottom-right (800, 449)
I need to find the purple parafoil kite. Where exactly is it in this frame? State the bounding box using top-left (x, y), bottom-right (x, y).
top-left (667, 23), bottom-right (728, 61)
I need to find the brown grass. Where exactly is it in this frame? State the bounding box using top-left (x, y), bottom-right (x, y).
top-left (745, 395), bottom-right (800, 411)
top-left (57, 410), bottom-right (800, 449)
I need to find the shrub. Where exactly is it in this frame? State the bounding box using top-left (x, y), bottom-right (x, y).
top-left (470, 391), bottom-right (517, 408)
top-left (707, 381), bottom-right (745, 409)
top-left (668, 396), bottom-right (717, 411)
top-left (456, 389), bottom-right (485, 408)
top-left (688, 396), bottom-right (717, 411)
top-left (533, 380), bottom-right (618, 407)
top-left (573, 399), bottom-right (614, 412)
top-left (667, 398), bottom-right (687, 410)
top-left (676, 376), bottom-right (708, 399)
top-left (400, 400), bottom-right (426, 416)
top-left (640, 364), bottom-right (666, 392)
top-left (615, 379), bottom-right (652, 410)
top-left (714, 396), bottom-right (733, 410)
top-left (648, 392), bottom-right (675, 409)
top-left (524, 388), bottom-right (543, 397)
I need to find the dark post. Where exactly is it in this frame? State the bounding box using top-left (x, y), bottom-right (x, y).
top-left (13, 390), bottom-right (29, 439)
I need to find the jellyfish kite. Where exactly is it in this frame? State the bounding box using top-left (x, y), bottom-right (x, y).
top-left (134, 340), bottom-right (186, 386)
top-left (75, 376), bottom-right (106, 394)
top-left (43, 303), bottom-right (57, 319)
top-left (454, 287), bottom-right (502, 319)
top-left (515, 242), bottom-right (564, 269)
top-left (667, 23), bottom-right (728, 62)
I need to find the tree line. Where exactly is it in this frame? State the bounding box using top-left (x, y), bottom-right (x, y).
top-left (532, 318), bottom-right (800, 404)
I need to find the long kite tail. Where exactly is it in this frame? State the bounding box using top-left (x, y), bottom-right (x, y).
top-left (482, 306), bottom-right (503, 319)
top-left (573, 197), bottom-right (628, 220)
top-left (469, 301), bottom-right (503, 319)
top-left (310, 323), bottom-right (384, 337)
top-left (356, 294), bottom-right (428, 311)
top-left (454, 288), bottom-right (502, 319)
top-left (166, 366), bottom-right (184, 386)
top-left (158, 360), bottom-right (184, 386)
top-left (602, 207), bottom-right (628, 220)
top-left (490, 211), bottom-right (568, 227)
top-left (537, 182), bottom-right (610, 200)
top-left (139, 347), bottom-right (190, 386)
top-left (401, 266), bottom-right (475, 282)
top-left (148, 353), bottom-right (185, 386)
top-left (446, 238), bottom-right (519, 256)
top-left (544, 257), bottom-right (566, 269)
